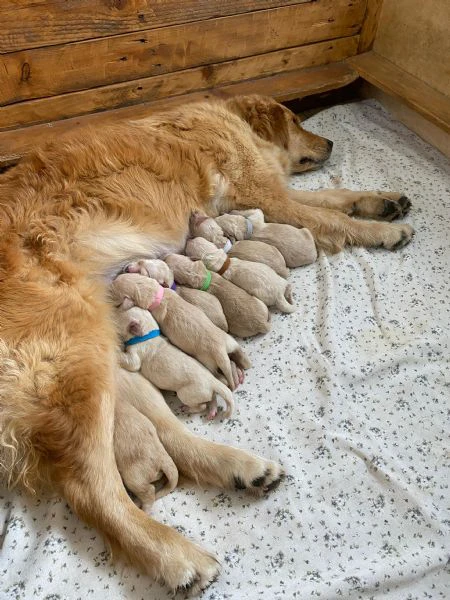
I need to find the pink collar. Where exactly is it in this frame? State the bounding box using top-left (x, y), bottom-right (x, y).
top-left (148, 284), bottom-right (164, 311)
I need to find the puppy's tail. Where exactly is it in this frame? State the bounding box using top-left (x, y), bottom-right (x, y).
top-left (275, 284), bottom-right (297, 314)
top-left (154, 452), bottom-right (179, 501)
top-left (216, 350), bottom-right (236, 391)
top-left (213, 382), bottom-right (235, 419)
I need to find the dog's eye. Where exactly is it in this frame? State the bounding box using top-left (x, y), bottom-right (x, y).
top-left (299, 158), bottom-right (310, 164)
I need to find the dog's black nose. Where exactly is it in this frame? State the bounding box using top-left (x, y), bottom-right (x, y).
top-left (326, 139), bottom-right (334, 150)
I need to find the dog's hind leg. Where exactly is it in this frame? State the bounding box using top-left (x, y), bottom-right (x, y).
top-left (120, 370), bottom-right (284, 495)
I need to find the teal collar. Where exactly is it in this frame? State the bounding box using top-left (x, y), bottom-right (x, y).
top-left (124, 329), bottom-right (160, 347)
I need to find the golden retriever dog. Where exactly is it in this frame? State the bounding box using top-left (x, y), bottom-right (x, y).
top-left (0, 94), bottom-right (413, 594)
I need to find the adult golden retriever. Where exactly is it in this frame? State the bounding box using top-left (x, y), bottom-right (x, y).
top-left (0, 95), bottom-right (413, 594)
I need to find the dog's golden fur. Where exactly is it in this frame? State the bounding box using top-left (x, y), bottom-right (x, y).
top-left (0, 95), bottom-right (413, 593)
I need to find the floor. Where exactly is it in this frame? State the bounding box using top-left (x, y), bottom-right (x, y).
top-left (1, 100), bottom-right (449, 600)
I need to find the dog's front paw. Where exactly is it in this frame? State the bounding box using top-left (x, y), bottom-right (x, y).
top-left (352, 192), bottom-right (412, 221)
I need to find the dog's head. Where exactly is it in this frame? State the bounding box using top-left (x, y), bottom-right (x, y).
top-left (116, 306), bottom-right (157, 341)
top-left (189, 212), bottom-right (229, 248)
top-left (124, 259), bottom-right (174, 288)
top-left (226, 95), bottom-right (333, 174)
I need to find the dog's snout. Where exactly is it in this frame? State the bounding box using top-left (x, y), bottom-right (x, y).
top-left (326, 139), bottom-right (334, 151)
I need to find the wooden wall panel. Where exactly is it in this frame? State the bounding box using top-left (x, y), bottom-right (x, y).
top-left (374, 0), bottom-right (450, 97)
top-left (0, 0), bottom-right (311, 53)
top-left (0, 0), bottom-right (365, 105)
top-left (358, 0), bottom-right (383, 52)
top-left (0, 38), bottom-right (359, 129)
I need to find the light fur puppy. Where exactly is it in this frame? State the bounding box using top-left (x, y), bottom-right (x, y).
top-left (216, 209), bottom-right (318, 268)
top-left (117, 307), bottom-right (234, 419)
top-left (165, 254), bottom-right (271, 338)
top-left (125, 258), bottom-right (174, 288)
top-left (177, 285), bottom-right (228, 331)
top-left (111, 273), bottom-right (250, 389)
top-left (190, 212), bottom-right (289, 278)
top-left (114, 393), bottom-right (178, 511)
top-left (126, 258), bottom-right (228, 331)
top-left (186, 237), bottom-right (296, 313)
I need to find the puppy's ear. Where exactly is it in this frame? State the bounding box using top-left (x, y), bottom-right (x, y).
top-left (121, 296), bottom-right (135, 310)
top-left (128, 319), bottom-right (144, 336)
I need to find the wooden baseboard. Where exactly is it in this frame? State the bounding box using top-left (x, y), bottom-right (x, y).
top-left (361, 83), bottom-right (450, 158)
top-left (348, 51), bottom-right (450, 134)
top-left (0, 61), bottom-right (358, 167)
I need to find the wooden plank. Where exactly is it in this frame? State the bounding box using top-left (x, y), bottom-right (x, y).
top-left (348, 52), bottom-right (450, 133)
top-left (358, 0), bottom-right (383, 52)
top-left (0, 37), bottom-right (359, 129)
top-left (361, 83), bottom-right (450, 158)
top-left (0, 0), bottom-right (311, 53)
top-left (373, 0), bottom-right (450, 97)
top-left (0, 0), bottom-right (365, 105)
top-left (0, 61), bottom-right (358, 165)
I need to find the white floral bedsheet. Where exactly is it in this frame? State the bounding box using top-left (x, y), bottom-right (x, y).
top-left (1, 100), bottom-right (449, 600)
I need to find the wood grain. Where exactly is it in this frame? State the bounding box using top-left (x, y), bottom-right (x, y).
top-left (348, 52), bottom-right (450, 133)
top-left (0, 38), bottom-right (359, 129)
top-left (0, 61), bottom-right (358, 165)
top-left (373, 0), bottom-right (450, 97)
top-left (0, 0), bottom-right (311, 53)
top-left (358, 0), bottom-right (383, 52)
top-left (0, 0), bottom-right (365, 105)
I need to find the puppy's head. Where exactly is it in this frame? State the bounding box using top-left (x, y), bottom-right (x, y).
top-left (124, 259), bottom-right (174, 288)
top-left (111, 273), bottom-right (160, 310)
top-left (185, 237), bottom-right (227, 271)
top-left (189, 212), bottom-right (229, 248)
top-left (215, 214), bottom-right (247, 241)
top-left (165, 254), bottom-right (209, 289)
top-left (226, 94), bottom-right (333, 174)
top-left (116, 306), bottom-right (157, 341)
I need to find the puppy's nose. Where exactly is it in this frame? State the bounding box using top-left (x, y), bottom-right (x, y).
top-left (326, 139), bottom-right (334, 151)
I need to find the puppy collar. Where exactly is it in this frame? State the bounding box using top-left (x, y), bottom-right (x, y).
top-left (217, 257), bottom-right (231, 276)
top-left (148, 284), bottom-right (164, 311)
top-left (124, 329), bottom-right (160, 346)
top-left (223, 239), bottom-right (233, 253)
top-left (245, 218), bottom-right (253, 239)
top-left (200, 270), bottom-right (212, 291)
top-left (170, 282), bottom-right (177, 291)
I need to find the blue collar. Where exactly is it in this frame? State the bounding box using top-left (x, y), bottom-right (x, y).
top-left (245, 218), bottom-right (253, 239)
top-left (124, 329), bottom-right (160, 347)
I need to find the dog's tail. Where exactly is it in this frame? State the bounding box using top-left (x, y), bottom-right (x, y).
top-left (154, 451), bottom-right (179, 501)
top-left (275, 283), bottom-right (296, 313)
top-left (213, 382), bottom-right (235, 418)
top-left (216, 350), bottom-right (236, 390)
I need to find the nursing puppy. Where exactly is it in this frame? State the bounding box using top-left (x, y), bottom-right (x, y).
top-left (186, 238), bottom-right (296, 313)
top-left (189, 212), bottom-right (289, 278)
top-left (117, 307), bottom-right (234, 418)
top-left (216, 209), bottom-right (318, 268)
top-left (165, 254), bottom-right (271, 338)
top-left (114, 393), bottom-right (178, 511)
top-left (126, 258), bottom-right (228, 331)
top-left (125, 258), bottom-right (174, 288)
top-left (110, 273), bottom-right (250, 389)
top-left (177, 286), bottom-right (228, 331)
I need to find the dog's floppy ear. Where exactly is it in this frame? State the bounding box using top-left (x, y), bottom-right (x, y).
top-left (128, 319), bottom-right (143, 336)
top-left (226, 95), bottom-right (289, 149)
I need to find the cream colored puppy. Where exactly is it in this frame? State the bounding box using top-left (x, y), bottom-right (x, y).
top-left (189, 212), bottom-right (289, 278)
top-left (125, 258), bottom-right (175, 288)
top-left (216, 209), bottom-right (318, 267)
top-left (114, 393), bottom-right (179, 511)
top-left (186, 237), bottom-right (296, 313)
top-left (125, 257), bottom-right (228, 330)
top-left (110, 273), bottom-right (251, 389)
top-left (116, 307), bottom-right (234, 418)
top-left (165, 254), bottom-right (271, 338)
